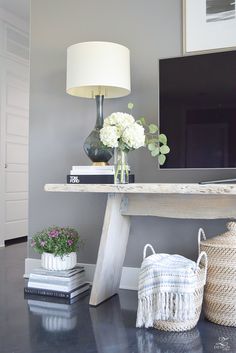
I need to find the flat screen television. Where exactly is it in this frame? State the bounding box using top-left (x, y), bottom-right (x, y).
top-left (159, 50), bottom-right (236, 169)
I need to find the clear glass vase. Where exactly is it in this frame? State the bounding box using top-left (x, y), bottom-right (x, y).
top-left (114, 148), bottom-right (129, 184)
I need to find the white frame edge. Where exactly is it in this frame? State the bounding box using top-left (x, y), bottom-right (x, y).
top-left (182, 0), bottom-right (236, 56)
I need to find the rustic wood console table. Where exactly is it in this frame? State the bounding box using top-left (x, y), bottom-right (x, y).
top-left (44, 183), bottom-right (236, 306)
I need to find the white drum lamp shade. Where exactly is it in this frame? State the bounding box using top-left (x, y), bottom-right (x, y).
top-left (66, 41), bottom-right (131, 98)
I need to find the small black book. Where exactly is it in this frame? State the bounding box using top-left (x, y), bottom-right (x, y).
top-left (67, 174), bottom-right (135, 184)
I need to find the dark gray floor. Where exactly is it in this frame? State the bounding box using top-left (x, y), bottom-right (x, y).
top-left (0, 242), bottom-right (236, 353)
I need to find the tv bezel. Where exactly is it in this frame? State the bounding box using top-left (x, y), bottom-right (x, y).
top-left (158, 51), bottom-right (236, 170)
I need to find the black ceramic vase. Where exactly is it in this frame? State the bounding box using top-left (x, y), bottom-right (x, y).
top-left (83, 95), bottom-right (113, 164)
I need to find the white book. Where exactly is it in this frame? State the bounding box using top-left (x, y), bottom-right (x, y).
top-left (28, 277), bottom-right (85, 289)
top-left (31, 265), bottom-right (84, 278)
top-left (29, 271), bottom-right (85, 284)
top-left (72, 165), bottom-right (114, 170)
top-left (70, 170), bottom-right (115, 175)
top-left (28, 275), bottom-right (85, 287)
top-left (70, 166), bottom-right (115, 175)
top-left (28, 279), bottom-right (86, 292)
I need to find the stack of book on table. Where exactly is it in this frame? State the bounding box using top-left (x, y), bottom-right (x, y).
top-left (24, 265), bottom-right (90, 303)
top-left (67, 165), bottom-right (135, 184)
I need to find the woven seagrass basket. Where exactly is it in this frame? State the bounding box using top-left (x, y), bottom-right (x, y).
top-left (152, 250), bottom-right (207, 332)
top-left (199, 222), bottom-right (236, 327)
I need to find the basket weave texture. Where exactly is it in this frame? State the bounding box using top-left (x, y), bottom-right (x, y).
top-left (136, 327), bottom-right (202, 353)
top-left (154, 264), bottom-right (206, 332)
top-left (199, 222), bottom-right (236, 327)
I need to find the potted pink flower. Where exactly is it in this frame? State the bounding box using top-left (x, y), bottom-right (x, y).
top-left (31, 226), bottom-right (81, 271)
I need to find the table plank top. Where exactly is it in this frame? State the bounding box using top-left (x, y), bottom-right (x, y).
top-left (44, 183), bottom-right (236, 195)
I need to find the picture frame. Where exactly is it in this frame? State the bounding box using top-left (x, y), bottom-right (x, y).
top-left (183, 0), bottom-right (236, 54)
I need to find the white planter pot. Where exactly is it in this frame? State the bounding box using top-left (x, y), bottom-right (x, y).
top-left (41, 252), bottom-right (77, 271)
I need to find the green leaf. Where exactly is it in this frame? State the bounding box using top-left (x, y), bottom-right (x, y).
top-left (151, 148), bottom-right (159, 157)
top-left (149, 124), bottom-right (158, 134)
top-left (160, 145), bottom-right (170, 154)
top-left (158, 154), bottom-right (166, 165)
top-left (128, 102), bottom-right (134, 110)
top-left (148, 143), bottom-right (156, 151)
top-left (138, 117), bottom-right (146, 126)
top-left (159, 134), bottom-right (167, 144)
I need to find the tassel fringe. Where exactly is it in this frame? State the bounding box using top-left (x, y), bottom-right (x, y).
top-left (136, 292), bottom-right (195, 328)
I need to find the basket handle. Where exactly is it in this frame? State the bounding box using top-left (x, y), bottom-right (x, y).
top-left (198, 228), bottom-right (206, 255)
top-left (143, 244), bottom-right (156, 259)
top-left (196, 251), bottom-right (208, 280)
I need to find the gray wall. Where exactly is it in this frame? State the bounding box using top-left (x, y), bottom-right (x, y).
top-left (29, 0), bottom-right (234, 266)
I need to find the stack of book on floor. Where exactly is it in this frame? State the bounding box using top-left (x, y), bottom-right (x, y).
top-left (67, 165), bottom-right (135, 184)
top-left (24, 265), bottom-right (90, 303)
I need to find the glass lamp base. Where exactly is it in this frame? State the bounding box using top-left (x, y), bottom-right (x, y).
top-left (83, 128), bottom-right (113, 164)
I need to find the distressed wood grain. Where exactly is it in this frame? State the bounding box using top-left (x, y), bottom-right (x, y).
top-left (120, 194), bottom-right (236, 219)
top-left (89, 194), bottom-right (130, 306)
top-left (45, 183), bottom-right (236, 195)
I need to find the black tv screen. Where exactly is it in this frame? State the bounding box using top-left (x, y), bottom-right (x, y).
top-left (159, 51), bottom-right (236, 169)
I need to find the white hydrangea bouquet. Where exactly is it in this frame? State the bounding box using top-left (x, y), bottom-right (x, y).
top-left (100, 103), bottom-right (170, 183)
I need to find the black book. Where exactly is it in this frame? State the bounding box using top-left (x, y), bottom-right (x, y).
top-left (24, 289), bottom-right (90, 305)
top-left (67, 174), bottom-right (135, 184)
top-left (24, 282), bottom-right (90, 299)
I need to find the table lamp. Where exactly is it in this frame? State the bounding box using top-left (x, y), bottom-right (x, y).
top-left (66, 41), bottom-right (131, 165)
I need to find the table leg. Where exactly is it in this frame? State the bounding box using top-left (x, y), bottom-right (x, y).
top-left (89, 193), bottom-right (131, 306)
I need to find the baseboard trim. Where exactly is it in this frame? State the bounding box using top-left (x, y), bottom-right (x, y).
top-left (5, 236), bottom-right (27, 246)
top-left (25, 258), bottom-right (139, 291)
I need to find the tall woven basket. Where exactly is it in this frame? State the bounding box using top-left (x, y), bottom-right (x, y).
top-left (199, 222), bottom-right (236, 327)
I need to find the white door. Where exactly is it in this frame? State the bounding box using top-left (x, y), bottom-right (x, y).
top-left (0, 58), bottom-right (29, 245)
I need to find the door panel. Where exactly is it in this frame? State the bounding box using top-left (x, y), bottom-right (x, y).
top-left (6, 142), bottom-right (28, 164)
top-left (0, 58), bottom-right (29, 245)
top-left (6, 80), bottom-right (29, 110)
top-left (7, 113), bottom-right (29, 137)
top-left (6, 199), bottom-right (28, 221)
top-left (5, 220), bottom-right (27, 240)
top-left (6, 172), bottom-right (28, 192)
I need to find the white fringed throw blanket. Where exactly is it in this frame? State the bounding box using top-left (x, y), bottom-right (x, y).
top-left (136, 245), bottom-right (198, 328)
